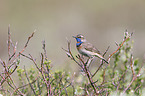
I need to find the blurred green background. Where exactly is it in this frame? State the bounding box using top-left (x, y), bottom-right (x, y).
top-left (0, 0), bottom-right (145, 70)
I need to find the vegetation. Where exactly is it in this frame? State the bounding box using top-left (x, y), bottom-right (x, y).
top-left (0, 26), bottom-right (144, 96)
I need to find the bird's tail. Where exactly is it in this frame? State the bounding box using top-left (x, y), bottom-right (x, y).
top-left (94, 53), bottom-right (109, 64)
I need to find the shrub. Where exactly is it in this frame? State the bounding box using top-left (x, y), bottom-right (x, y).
top-left (0, 26), bottom-right (144, 96)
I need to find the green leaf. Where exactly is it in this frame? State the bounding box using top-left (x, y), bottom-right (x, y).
top-left (134, 58), bottom-right (139, 66)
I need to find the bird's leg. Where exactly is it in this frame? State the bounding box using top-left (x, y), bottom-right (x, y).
top-left (86, 56), bottom-right (94, 68)
top-left (81, 54), bottom-right (84, 59)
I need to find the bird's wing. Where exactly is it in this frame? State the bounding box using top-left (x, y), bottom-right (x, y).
top-left (82, 42), bottom-right (101, 54)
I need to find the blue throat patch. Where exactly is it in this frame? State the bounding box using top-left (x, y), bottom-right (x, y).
top-left (75, 38), bottom-right (82, 47)
top-left (76, 38), bottom-right (81, 42)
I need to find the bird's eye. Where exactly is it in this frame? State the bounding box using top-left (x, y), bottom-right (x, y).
top-left (76, 34), bottom-right (83, 38)
top-left (81, 36), bottom-right (83, 38)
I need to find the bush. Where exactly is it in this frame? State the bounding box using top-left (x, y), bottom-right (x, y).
top-left (0, 27), bottom-right (144, 96)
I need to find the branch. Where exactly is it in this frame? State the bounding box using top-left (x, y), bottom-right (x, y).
top-left (9, 31), bottom-right (35, 64)
top-left (92, 32), bottom-right (132, 79)
top-left (123, 66), bottom-right (142, 94)
top-left (42, 40), bottom-right (48, 60)
top-left (92, 46), bottom-right (110, 78)
top-left (13, 76), bottom-right (38, 94)
top-left (77, 55), bottom-right (99, 95)
top-left (62, 40), bottom-right (83, 69)
top-left (8, 25), bottom-right (11, 58)
top-left (130, 54), bottom-right (135, 77)
top-left (108, 33), bottom-right (132, 60)
top-left (24, 66), bottom-right (37, 96)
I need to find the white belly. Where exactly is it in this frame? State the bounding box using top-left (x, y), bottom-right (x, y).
top-left (78, 49), bottom-right (94, 57)
top-left (78, 49), bottom-right (104, 59)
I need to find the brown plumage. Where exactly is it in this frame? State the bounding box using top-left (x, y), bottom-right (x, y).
top-left (82, 42), bottom-right (101, 54)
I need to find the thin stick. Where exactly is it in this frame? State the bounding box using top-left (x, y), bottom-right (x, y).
top-left (24, 66), bottom-right (37, 96)
top-left (93, 34), bottom-right (131, 78)
top-left (78, 56), bottom-right (98, 95)
top-left (130, 54), bottom-right (135, 77)
top-left (29, 54), bottom-right (41, 72)
top-left (108, 34), bottom-right (131, 60)
top-left (9, 31), bottom-right (35, 64)
top-left (8, 25), bottom-right (11, 59)
top-left (92, 46), bottom-right (110, 78)
top-left (62, 40), bottom-right (83, 69)
top-left (13, 77), bottom-right (38, 94)
top-left (122, 67), bottom-right (142, 94)
top-left (9, 42), bottom-right (17, 61)
top-left (42, 40), bottom-right (48, 60)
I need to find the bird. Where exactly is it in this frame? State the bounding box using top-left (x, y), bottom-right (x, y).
top-left (73, 34), bottom-right (109, 64)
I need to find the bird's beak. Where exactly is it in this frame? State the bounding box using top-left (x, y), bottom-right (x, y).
top-left (72, 36), bottom-right (76, 38)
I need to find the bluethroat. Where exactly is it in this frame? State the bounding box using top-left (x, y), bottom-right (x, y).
top-left (73, 34), bottom-right (109, 64)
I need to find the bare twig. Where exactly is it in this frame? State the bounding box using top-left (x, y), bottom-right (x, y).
top-left (29, 54), bottom-right (41, 72)
top-left (134, 84), bottom-right (141, 92)
top-left (108, 33), bottom-right (132, 60)
top-left (8, 42), bottom-right (17, 61)
top-left (92, 46), bottom-right (110, 78)
top-left (122, 66), bottom-right (142, 94)
top-left (103, 46), bottom-right (110, 57)
top-left (59, 74), bottom-right (68, 96)
top-left (62, 40), bottom-right (83, 69)
top-left (9, 31), bottom-right (35, 64)
top-left (40, 53), bottom-right (51, 95)
top-left (54, 74), bottom-right (65, 95)
top-left (98, 33), bottom-right (132, 85)
top-left (0, 73), bottom-right (15, 90)
top-left (77, 55), bottom-right (98, 95)
top-left (24, 66), bottom-right (37, 96)
top-left (1, 61), bottom-right (23, 95)
top-left (42, 40), bottom-right (48, 60)
top-left (8, 25), bottom-right (11, 59)
top-left (13, 76), bottom-right (38, 94)
top-left (116, 68), bottom-right (128, 91)
top-left (130, 54), bottom-right (135, 77)
top-left (19, 53), bottom-right (32, 60)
